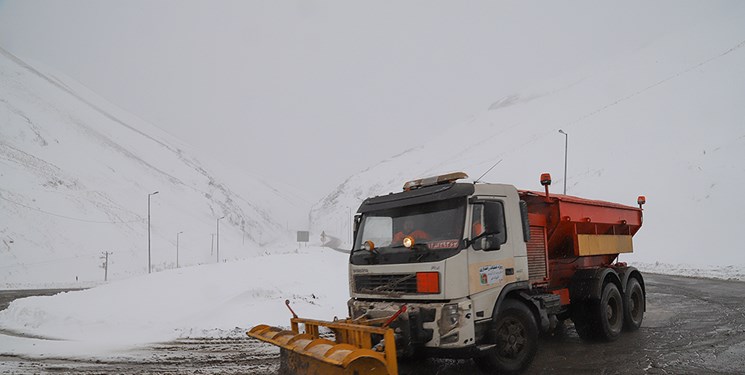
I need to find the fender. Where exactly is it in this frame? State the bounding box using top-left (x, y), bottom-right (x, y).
top-left (570, 267), bottom-right (622, 302)
top-left (493, 280), bottom-right (530, 315)
top-left (519, 291), bottom-right (551, 332)
top-left (487, 281), bottom-right (549, 332)
top-left (614, 266), bottom-right (645, 293)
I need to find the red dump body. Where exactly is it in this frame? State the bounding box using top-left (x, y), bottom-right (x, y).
top-left (518, 190), bottom-right (643, 293)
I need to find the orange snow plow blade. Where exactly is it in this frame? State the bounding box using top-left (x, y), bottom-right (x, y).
top-left (247, 317), bottom-right (399, 375)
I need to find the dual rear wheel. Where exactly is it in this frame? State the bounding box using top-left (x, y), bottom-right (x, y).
top-left (572, 277), bottom-right (645, 341)
top-left (475, 276), bottom-right (645, 373)
top-left (623, 278), bottom-right (645, 331)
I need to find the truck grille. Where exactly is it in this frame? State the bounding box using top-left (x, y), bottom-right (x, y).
top-left (354, 274), bottom-right (417, 294)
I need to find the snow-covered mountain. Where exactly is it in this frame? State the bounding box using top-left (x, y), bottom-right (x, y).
top-left (311, 7), bottom-right (745, 267)
top-left (0, 48), bottom-right (306, 285)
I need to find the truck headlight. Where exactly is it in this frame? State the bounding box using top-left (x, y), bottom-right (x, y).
top-left (439, 303), bottom-right (461, 333)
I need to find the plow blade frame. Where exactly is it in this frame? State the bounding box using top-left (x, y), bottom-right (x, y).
top-left (247, 317), bottom-right (398, 375)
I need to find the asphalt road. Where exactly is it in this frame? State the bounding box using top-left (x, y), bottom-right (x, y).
top-left (1, 273), bottom-right (744, 374)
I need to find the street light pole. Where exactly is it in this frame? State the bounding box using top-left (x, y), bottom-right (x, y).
top-left (147, 191), bottom-right (159, 274)
top-left (558, 129), bottom-right (568, 195)
top-left (176, 231), bottom-right (183, 268)
top-left (217, 216), bottom-right (225, 263)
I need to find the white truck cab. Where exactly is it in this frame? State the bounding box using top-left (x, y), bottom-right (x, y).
top-left (348, 173), bottom-right (533, 359)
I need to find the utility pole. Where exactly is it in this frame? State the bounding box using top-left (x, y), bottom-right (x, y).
top-left (217, 216), bottom-right (225, 263)
top-left (558, 129), bottom-right (568, 195)
top-left (210, 233), bottom-right (215, 255)
top-left (176, 231), bottom-right (183, 268)
top-left (100, 251), bottom-right (112, 281)
top-left (147, 191), bottom-right (159, 274)
top-left (348, 206), bottom-right (352, 244)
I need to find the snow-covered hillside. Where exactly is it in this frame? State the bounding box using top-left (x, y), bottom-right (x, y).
top-left (0, 48), bottom-right (307, 286)
top-left (311, 7), bottom-right (745, 267)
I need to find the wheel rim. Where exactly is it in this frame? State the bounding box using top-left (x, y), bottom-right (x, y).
top-left (607, 298), bottom-right (618, 324)
top-left (606, 290), bottom-right (622, 331)
top-left (497, 317), bottom-right (526, 358)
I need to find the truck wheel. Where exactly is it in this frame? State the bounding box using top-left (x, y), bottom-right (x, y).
top-left (623, 278), bottom-right (645, 331)
top-left (595, 282), bottom-right (623, 341)
top-left (474, 299), bottom-right (538, 375)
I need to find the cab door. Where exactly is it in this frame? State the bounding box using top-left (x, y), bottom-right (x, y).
top-left (466, 196), bottom-right (521, 320)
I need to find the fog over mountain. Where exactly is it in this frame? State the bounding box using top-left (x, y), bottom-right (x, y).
top-left (1, 3), bottom-right (744, 287)
top-left (0, 48), bottom-right (306, 285)
top-left (3, 1), bottom-right (730, 199)
top-left (311, 6), bottom-right (745, 267)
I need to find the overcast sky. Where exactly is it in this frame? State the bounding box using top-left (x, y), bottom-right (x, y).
top-left (0, 0), bottom-right (709, 199)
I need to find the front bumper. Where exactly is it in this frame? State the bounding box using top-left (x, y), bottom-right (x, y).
top-left (348, 298), bottom-right (476, 354)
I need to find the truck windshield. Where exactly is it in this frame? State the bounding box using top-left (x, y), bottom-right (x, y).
top-left (351, 198), bottom-right (466, 265)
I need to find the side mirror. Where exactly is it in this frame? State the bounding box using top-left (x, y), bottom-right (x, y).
top-left (353, 214), bottom-right (362, 245)
top-left (353, 214), bottom-right (361, 231)
top-left (472, 234), bottom-right (502, 251)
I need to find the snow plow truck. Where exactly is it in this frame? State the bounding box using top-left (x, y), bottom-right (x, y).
top-left (248, 172), bottom-right (646, 375)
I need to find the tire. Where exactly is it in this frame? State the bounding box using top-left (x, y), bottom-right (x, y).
top-left (595, 282), bottom-right (624, 341)
top-left (623, 277), bottom-right (645, 331)
top-left (474, 299), bottom-right (538, 375)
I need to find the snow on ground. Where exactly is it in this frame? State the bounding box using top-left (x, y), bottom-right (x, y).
top-left (632, 262), bottom-right (745, 282)
top-left (1, 245), bottom-right (744, 360)
top-left (0, 244), bottom-right (349, 359)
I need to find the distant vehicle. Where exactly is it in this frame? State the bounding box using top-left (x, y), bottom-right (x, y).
top-left (249, 172), bottom-right (646, 375)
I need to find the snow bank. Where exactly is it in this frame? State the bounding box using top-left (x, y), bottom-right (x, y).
top-left (1, 245), bottom-right (743, 360)
top-left (632, 262), bottom-right (745, 282)
top-left (0, 245), bottom-right (349, 358)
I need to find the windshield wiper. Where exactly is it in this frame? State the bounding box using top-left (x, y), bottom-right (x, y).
top-left (409, 243), bottom-right (435, 261)
top-left (399, 243), bottom-right (426, 252)
top-left (390, 241), bottom-right (431, 249)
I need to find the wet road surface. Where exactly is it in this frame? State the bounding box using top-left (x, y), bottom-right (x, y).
top-left (1, 273), bottom-right (743, 374)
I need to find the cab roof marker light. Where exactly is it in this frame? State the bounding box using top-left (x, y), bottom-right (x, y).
top-left (540, 173), bottom-right (552, 201)
top-left (403, 172), bottom-right (469, 191)
top-left (637, 195), bottom-right (646, 209)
